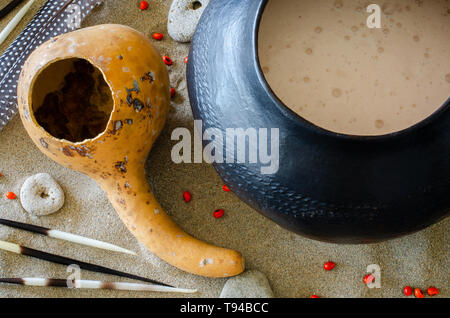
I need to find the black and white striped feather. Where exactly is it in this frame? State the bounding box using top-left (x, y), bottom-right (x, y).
top-left (0, 0), bottom-right (104, 131)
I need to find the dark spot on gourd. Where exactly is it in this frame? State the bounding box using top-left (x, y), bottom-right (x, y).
top-left (100, 171), bottom-right (112, 179)
top-left (126, 93), bottom-right (134, 106)
top-left (133, 80), bottom-right (140, 93)
top-left (115, 161), bottom-right (127, 173)
top-left (71, 145), bottom-right (91, 157)
top-left (61, 146), bottom-right (74, 157)
top-left (125, 82), bottom-right (141, 108)
top-left (133, 99), bottom-right (144, 112)
top-left (140, 71), bottom-right (155, 83)
top-left (125, 83), bottom-right (144, 112)
top-left (39, 138), bottom-right (48, 149)
top-left (126, 81), bottom-right (140, 94)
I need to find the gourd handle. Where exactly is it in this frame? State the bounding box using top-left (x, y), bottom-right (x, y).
top-left (96, 165), bottom-right (245, 278)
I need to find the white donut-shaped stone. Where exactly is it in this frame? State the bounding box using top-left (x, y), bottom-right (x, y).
top-left (20, 173), bottom-right (65, 216)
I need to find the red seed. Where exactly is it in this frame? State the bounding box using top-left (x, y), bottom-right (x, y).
top-left (184, 56), bottom-right (188, 64)
top-left (323, 261), bottom-right (336, 271)
top-left (183, 191), bottom-right (192, 203)
top-left (139, 1), bottom-right (149, 10)
top-left (414, 288), bottom-right (425, 298)
top-left (152, 33), bottom-right (164, 41)
top-left (213, 209), bottom-right (224, 219)
top-left (5, 192), bottom-right (16, 200)
top-left (427, 286), bottom-right (439, 296)
top-left (363, 274), bottom-right (375, 285)
top-left (403, 286), bottom-right (413, 296)
top-left (310, 295), bottom-right (320, 298)
top-left (170, 87), bottom-right (176, 98)
top-left (163, 56), bottom-right (173, 66)
top-left (222, 185), bottom-right (231, 192)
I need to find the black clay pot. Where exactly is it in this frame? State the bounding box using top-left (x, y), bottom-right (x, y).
top-left (187, 0), bottom-right (450, 243)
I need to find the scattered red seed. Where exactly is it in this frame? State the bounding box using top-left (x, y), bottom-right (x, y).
top-left (163, 56), bottom-right (173, 66)
top-left (170, 87), bottom-right (176, 98)
top-left (414, 288), bottom-right (425, 298)
top-left (427, 286), bottom-right (440, 296)
top-left (323, 261), bottom-right (336, 271)
top-left (310, 295), bottom-right (320, 298)
top-left (183, 191), bottom-right (192, 203)
top-left (213, 209), bottom-right (224, 219)
top-left (184, 56), bottom-right (188, 64)
top-left (5, 192), bottom-right (16, 200)
top-left (139, 1), bottom-right (149, 10)
top-left (222, 185), bottom-right (231, 192)
top-left (403, 286), bottom-right (413, 296)
top-left (363, 274), bottom-right (375, 285)
top-left (152, 33), bottom-right (164, 41)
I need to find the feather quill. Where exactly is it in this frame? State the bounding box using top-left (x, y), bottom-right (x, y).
top-left (0, 240), bottom-right (171, 287)
top-left (0, 0), bottom-right (27, 20)
top-left (0, 0), bottom-right (104, 131)
top-left (0, 278), bottom-right (197, 293)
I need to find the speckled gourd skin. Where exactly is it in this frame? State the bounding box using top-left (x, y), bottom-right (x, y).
top-left (18, 24), bottom-right (244, 278)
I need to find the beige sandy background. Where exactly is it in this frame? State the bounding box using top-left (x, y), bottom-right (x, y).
top-left (0, 0), bottom-right (448, 298)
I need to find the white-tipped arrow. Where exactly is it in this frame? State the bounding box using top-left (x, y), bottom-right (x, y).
top-left (0, 218), bottom-right (137, 255)
top-left (0, 0), bottom-right (36, 46)
top-left (0, 278), bottom-right (197, 294)
top-left (0, 239), bottom-right (168, 286)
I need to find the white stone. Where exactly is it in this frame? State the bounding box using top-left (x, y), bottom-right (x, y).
top-left (220, 270), bottom-right (274, 298)
top-left (20, 173), bottom-right (65, 216)
top-left (167, 0), bottom-right (210, 43)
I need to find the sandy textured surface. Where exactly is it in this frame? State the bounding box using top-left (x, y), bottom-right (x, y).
top-left (0, 0), bottom-right (448, 298)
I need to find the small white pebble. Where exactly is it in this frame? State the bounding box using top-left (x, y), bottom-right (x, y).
top-left (20, 173), bottom-right (65, 216)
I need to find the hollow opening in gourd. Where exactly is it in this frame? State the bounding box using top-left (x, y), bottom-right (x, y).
top-left (31, 58), bottom-right (114, 143)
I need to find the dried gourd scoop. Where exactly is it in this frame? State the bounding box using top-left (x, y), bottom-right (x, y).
top-left (17, 24), bottom-right (245, 278)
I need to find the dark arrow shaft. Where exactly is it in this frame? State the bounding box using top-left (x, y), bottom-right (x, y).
top-left (18, 246), bottom-right (171, 287)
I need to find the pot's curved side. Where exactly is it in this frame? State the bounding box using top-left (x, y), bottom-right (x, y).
top-left (187, 0), bottom-right (450, 243)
